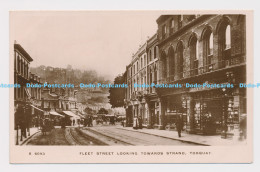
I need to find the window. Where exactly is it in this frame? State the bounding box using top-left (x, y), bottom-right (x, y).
top-left (144, 55), bottom-right (146, 66)
top-left (190, 36), bottom-right (198, 76)
top-left (141, 58), bottom-right (143, 68)
top-left (225, 25), bottom-right (231, 50)
top-left (218, 19), bottom-right (231, 67)
top-left (154, 46), bottom-right (157, 59)
top-left (17, 55), bottom-right (20, 73)
top-left (21, 59), bottom-right (24, 76)
top-left (149, 50), bottom-right (152, 62)
top-left (176, 42), bottom-right (184, 79)
top-left (161, 51), bottom-right (167, 80)
top-left (162, 25), bottom-right (166, 39)
top-left (178, 15), bottom-right (183, 29)
top-left (137, 61), bottom-right (139, 71)
top-left (209, 33), bottom-right (213, 55)
top-left (202, 28), bottom-right (213, 72)
top-left (168, 47), bottom-right (175, 80)
top-left (170, 19), bottom-right (174, 33)
top-left (180, 15), bottom-right (183, 21)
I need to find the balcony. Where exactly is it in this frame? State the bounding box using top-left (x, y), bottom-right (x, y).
top-left (159, 55), bottom-right (245, 84)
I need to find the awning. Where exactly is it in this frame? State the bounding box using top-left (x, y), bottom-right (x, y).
top-left (50, 111), bottom-right (64, 117)
top-left (31, 105), bottom-right (44, 112)
top-left (105, 114), bottom-right (115, 117)
top-left (77, 113), bottom-right (85, 119)
top-left (63, 111), bottom-right (80, 119)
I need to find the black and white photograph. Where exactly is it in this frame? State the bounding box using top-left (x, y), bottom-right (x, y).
top-left (8, 10), bottom-right (253, 163)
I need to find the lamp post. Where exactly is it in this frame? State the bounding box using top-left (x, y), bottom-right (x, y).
top-left (221, 71), bottom-right (234, 139)
top-left (221, 88), bottom-right (228, 139)
top-left (182, 97), bottom-right (188, 130)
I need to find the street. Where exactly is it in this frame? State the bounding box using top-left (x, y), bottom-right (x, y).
top-left (25, 125), bottom-right (197, 146)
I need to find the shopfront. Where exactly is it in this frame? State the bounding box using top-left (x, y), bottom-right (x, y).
top-left (164, 95), bottom-right (188, 131)
top-left (189, 87), bottom-right (246, 136)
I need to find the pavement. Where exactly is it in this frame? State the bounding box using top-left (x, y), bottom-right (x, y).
top-left (14, 127), bottom-right (40, 145)
top-left (117, 126), bottom-right (247, 146)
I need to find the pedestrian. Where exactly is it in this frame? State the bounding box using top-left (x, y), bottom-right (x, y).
top-left (240, 114), bottom-right (247, 140)
top-left (175, 114), bottom-right (183, 137)
top-left (138, 116), bottom-right (143, 129)
top-left (110, 116), bottom-right (115, 125)
top-left (133, 117), bottom-right (139, 129)
top-left (90, 116), bottom-right (93, 127)
top-left (121, 119), bottom-right (125, 127)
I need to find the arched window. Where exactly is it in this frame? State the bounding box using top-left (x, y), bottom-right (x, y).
top-left (225, 25), bottom-right (231, 49)
top-left (168, 47), bottom-right (175, 80)
top-left (218, 18), bottom-right (231, 68)
top-left (176, 42), bottom-right (184, 79)
top-left (190, 35), bottom-right (198, 76)
top-left (209, 33), bottom-right (213, 55)
top-left (149, 50), bottom-right (152, 62)
top-left (154, 46), bottom-right (157, 59)
top-left (161, 51), bottom-right (167, 81)
top-left (154, 64), bottom-right (157, 85)
top-left (202, 27), bottom-right (213, 72)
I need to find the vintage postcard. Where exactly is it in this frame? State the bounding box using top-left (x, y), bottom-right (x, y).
top-left (9, 10), bottom-right (253, 163)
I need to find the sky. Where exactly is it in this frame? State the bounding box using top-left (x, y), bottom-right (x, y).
top-left (10, 11), bottom-right (161, 79)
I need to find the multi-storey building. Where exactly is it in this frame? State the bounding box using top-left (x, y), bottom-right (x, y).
top-left (14, 43), bottom-right (43, 141)
top-left (125, 14), bottom-right (246, 137)
top-left (125, 34), bottom-right (159, 127)
top-left (14, 43), bottom-right (33, 108)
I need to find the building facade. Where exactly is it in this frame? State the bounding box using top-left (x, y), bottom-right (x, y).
top-left (125, 14), bottom-right (246, 137)
top-left (14, 43), bottom-right (43, 142)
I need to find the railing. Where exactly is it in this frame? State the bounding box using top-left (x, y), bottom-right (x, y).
top-left (159, 56), bottom-right (245, 83)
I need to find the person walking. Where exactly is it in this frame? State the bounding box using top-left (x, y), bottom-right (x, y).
top-left (133, 117), bottom-right (139, 129)
top-left (175, 114), bottom-right (183, 137)
top-left (138, 116), bottom-right (143, 129)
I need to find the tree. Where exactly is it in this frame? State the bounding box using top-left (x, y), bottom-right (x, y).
top-left (108, 72), bottom-right (126, 108)
top-left (97, 108), bottom-right (108, 114)
top-left (84, 107), bottom-right (94, 115)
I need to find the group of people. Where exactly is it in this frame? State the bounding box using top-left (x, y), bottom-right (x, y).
top-left (83, 116), bottom-right (93, 127)
top-left (41, 118), bottom-right (54, 135)
top-left (132, 115), bottom-right (184, 137)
